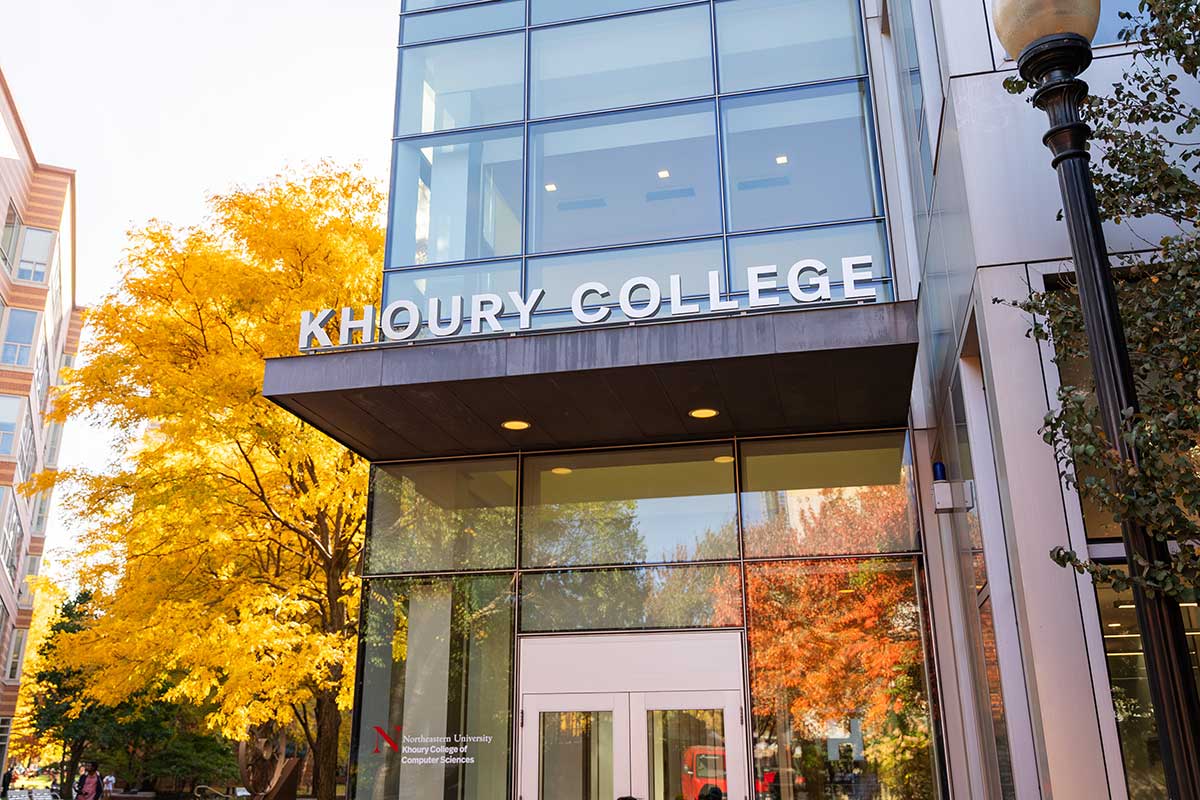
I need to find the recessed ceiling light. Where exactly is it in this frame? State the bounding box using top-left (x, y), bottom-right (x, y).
top-left (657, 169), bottom-right (671, 179)
top-left (551, 467), bottom-right (573, 475)
top-left (713, 455), bottom-right (735, 464)
top-left (501, 419), bottom-right (531, 431)
top-left (544, 183), bottom-right (558, 192)
top-left (775, 155), bottom-right (789, 165)
top-left (688, 408), bottom-right (719, 419)
top-left (1107, 622), bottom-right (1122, 628)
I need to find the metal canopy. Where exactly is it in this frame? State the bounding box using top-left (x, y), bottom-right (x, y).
top-left (262, 302), bottom-right (919, 462)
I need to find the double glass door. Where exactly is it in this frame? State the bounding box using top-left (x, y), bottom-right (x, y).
top-left (520, 690), bottom-right (745, 800)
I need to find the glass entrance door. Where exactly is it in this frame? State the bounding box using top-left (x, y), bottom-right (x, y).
top-left (520, 690), bottom-right (746, 800)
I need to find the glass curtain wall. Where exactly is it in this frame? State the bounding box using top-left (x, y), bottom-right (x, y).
top-left (352, 431), bottom-right (943, 800)
top-left (385, 0), bottom-right (892, 337)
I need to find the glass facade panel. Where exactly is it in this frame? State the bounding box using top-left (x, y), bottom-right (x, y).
top-left (367, 458), bottom-right (518, 574)
top-left (721, 82), bottom-right (880, 232)
top-left (741, 433), bottom-right (918, 558)
top-left (528, 101), bottom-right (721, 253)
top-left (389, 126), bottom-right (523, 268)
top-left (715, 0), bottom-right (865, 92)
top-left (400, 0), bottom-right (525, 44)
top-left (527, 238), bottom-right (724, 312)
top-left (531, 0), bottom-right (685, 25)
top-left (384, 260), bottom-right (521, 322)
top-left (1097, 584), bottom-right (1200, 800)
top-left (728, 220), bottom-right (889, 306)
top-left (352, 575), bottom-right (514, 800)
top-left (540, 711), bottom-right (614, 799)
top-left (1094, 0), bottom-right (1141, 44)
top-left (522, 444), bottom-right (738, 567)
top-left (530, 5), bottom-right (713, 119)
top-left (395, 34), bottom-right (524, 135)
top-left (746, 558), bottom-right (936, 799)
top-left (520, 563), bottom-right (743, 632)
top-left (646, 708), bottom-right (725, 800)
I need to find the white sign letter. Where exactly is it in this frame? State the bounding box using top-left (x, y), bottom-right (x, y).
top-left (669, 274), bottom-right (700, 316)
top-left (428, 296), bottom-right (465, 337)
top-left (787, 259), bottom-right (831, 303)
top-left (841, 256), bottom-right (877, 300)
top-left (299, 309), bottom-right (335, 349)
top-left (470, 294), bottom-right (506, 334)
top-left (746, 266), bottom-right (781, 308)
top-left (381, 300), bottom-right (421, 341)
top-left (508, 289), bottom-right (544, 331)
top-left (339, 305), bottom-right (377, 346)
top-left (707, 270), bottom-right (739, 312)
top-left (619, 276), bottom-right (662, 320)
top-left (572, 282), bottom-right (611, 324)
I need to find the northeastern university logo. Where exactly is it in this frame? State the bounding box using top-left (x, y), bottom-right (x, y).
top-left (373, 726), bottom-right (494, 765)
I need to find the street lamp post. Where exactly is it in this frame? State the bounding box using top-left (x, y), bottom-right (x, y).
top-left (992, 1), bottom-right (1200, 797)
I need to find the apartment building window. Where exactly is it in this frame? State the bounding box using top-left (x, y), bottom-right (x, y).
top-left (0, 499), bottom-right (21, 579)
top-left (5, 629), bottom-right (25, 681)
top-left (47, 266), bottom-right (62, 353)
top-left (15, 228), bottom-right (53, 283)
top-left (30, 492), bottom-right (50, 534)
top-left (31, 345), bottom-right (49, 413)
top-left (17, 555), bottom-right (39, 610)
top-left (1, 310), bottom-right (37, 367)
top-left (0, 397), bottom-right (19, 456)
top-left (42, 423), bottom-right (63, 469)
top-left (14, 416), bottom-right (35, 487)
top-left (0, 205), bottom-right (18, 270)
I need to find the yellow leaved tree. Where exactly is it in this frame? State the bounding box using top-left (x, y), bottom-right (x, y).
top-left (9, 572), bottom-right (68, 767)
top-left (43, 164), bottom-right (383, 800)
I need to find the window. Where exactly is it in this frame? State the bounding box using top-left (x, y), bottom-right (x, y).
top-left (0, 397), bottom-right (19, 456)
top-left (30, 492), bottom-right (50, 534)
top-left (15, 228), bottom-right (53, 283)
top-left (389, 126), bottom-right (524, 268)
top-left (47, 264), bottom-right (63, 352)
top-left (531, 0), bottom-right (684, 25)
top-left (31, 343), bottom-right (49, 412)
top-left (715, 0), bottom-right (866, 92)
top-left (352, 575), bottom-right (513, 800)
top-left (15, 415), bottom-right (35, 486)
top-left (527, 101), bottom-right (721, 253)
top-left (383, 260), bottom-right (521, 325)
top-left (400, 0), bottom-right (524, 44)
top-left (0, 499), bottom-right (21, 579)
top-left (1, 310), bottom-right (37, 367)
top-left (740, 432), bottom-right (918, 557)
top-left (0, 205), bottom-right (17, 269)
top-left (521, 443), bottom-right (739, 567)
top-left (721, 82), bottom-right (881, 232)
top-left (395, 33), bottom-right (524, 135)
top-left (42, 422), bottom-right (63, 468)
top-left (16, 556), bottom-right (38, 609)
top-left (1094, 0), bottom-right (1141, 45)
top-left (530, 5), bottom-right (714, 119)
top-left (5, 629), bottom-right (24, 681)
top-left (367, 457), bottom-right (517, 574)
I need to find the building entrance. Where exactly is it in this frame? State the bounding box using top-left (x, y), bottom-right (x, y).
top-left (517, 632), bottom-right (748, 800)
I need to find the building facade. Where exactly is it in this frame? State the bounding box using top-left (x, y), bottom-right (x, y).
top-left (263, 0), bottom-right (1190, 798)
top-left (0, 69), bottom-right (84, 765)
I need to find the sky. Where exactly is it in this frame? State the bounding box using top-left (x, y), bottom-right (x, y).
top-left (1, 0), bottom-right (401, 556)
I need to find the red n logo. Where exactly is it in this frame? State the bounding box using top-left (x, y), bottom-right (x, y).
top-left (373, 725), bottom-right (402, 754)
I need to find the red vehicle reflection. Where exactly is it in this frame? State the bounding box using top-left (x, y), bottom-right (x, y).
top-left (682, 746), bottom-right (727, 800)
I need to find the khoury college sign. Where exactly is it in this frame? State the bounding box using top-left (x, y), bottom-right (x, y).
top-left (299, 257), bottom-right (878, 351)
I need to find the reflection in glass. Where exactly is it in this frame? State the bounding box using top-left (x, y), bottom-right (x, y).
top-left (1094, 0), bottom-right (1140, 44)
top-left (741, 433), bottom-right (918, 558)
top-left (527, 101), bottom-right (721, 253)
top-left (389, 126), bottom-right (523, 267)
top-left (528, 238), bottom-right (724, 312)
top-left (522, 444), bottom-right (738, 567)
top-left (540, 711), bottom-right (614, 799)
top-left (352, 575), bottom-right (514, 800)
top-left (367, 458), bottom-right (517, 574)
top-left (519, 564), bottom-right (743, 632)
top-left (746, 559), bottom-right (935, 799)
top-left (400, 0), bottom-right (524, 44)
top-left (648, 709), bottom-right (725, 800)
top-left (530, 5), bottom-right (713, 118)
top-left (721, 82), bottom-right (880, 232)
top-left (383, 260), bottom-right (521, 321)
top-left (395, 34), bottom-right (524, 135)
top-left (1097, 584), bottom-right (1200, 799)
top-left (715, 0), bottom-right (865, 92)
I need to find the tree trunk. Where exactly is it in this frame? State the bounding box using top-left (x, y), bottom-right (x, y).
top-left (63, 741), bottom-right (85, 800)
top-left (313, 690), bottom-right (341, 800)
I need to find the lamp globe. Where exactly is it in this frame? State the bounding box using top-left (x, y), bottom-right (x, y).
top-left (993, 0), bottom-right (1101, 57)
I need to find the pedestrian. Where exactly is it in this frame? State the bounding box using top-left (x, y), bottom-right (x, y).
top-left (2, 766), bottom-right (12, 798)
top-left (101, 775), bottom-right (113, 800)
top-left (74, 764), bottom-right (102, 800)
